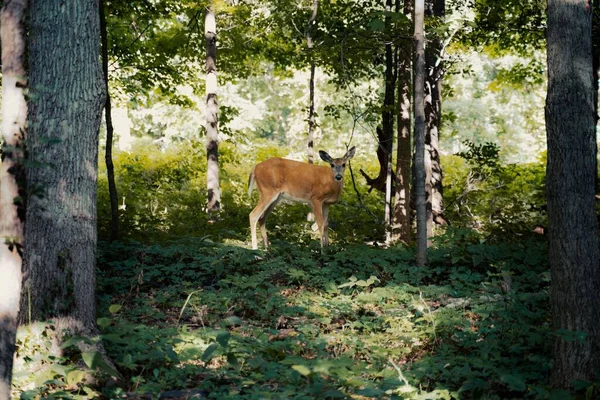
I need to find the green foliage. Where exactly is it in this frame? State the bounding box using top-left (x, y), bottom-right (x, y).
top-left (12, 324), bottom-right (113, 399)
top-left (443, 141), bottom-right (546, 236)
top-left (97, 138), bottom-right (385, 244)
top-left (84, 235), bottom-right (555, 398)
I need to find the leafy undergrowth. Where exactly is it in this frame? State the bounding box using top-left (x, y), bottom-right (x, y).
top-left (14, 229), bottom-right (559, 399)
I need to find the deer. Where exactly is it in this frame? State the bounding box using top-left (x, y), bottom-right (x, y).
top-left (248, 146), bottom-right (356, 250)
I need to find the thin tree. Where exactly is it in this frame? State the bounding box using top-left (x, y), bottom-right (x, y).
top-left (100, 0), bottom-right (119, 241)
top-left (206, 4), bottom-right (221, 213)
top-left (306, 0), bottom-right (318, 164)
top-left (414, 0), bottom-right (427, 266)
top-left (546, 0), bottom-right (600, 389)
top-left (0, 0), bottom-right (27, 396)
top-left (391, 0), bottom-right (412, 244)
top-left (19, 0), bottom-right (106, 338)
top-left (383, 0), bottom-right (396, 244)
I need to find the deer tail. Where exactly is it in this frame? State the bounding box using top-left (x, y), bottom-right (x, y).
top-left (248, 167), bottom-right (256, 197)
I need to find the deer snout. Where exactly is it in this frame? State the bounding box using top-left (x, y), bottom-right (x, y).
top-left (335, 174), bottom-right (343, 181)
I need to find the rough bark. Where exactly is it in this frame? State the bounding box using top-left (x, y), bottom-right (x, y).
top-left (307, 0), bottom-right (318, 164)
top-left (360, 0), bottom-right (395, 196)
top-left (100, 0), bottom-right (119, 241)
top-left (593, 0), bottom-right (600, 194)
top-left (0, 0), bottom-right (27, 396)
top-left (20, 0), bottom-right (106, 337)
top-left (414, 0), bottom-right (427, 265)
top-left (384, 0), bottom-right (396, 243)
top-left (424, 0), bottom-right (447, 231)
top-left (391, 0), bottom-right (412, 245)
top-left (206, 6), bottom-right (221, 213)
top-left (546, 0), bottom-right (600, 388)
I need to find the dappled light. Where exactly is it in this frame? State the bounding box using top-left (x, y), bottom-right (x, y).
top-left (4, 0), bottom-right (598, 398)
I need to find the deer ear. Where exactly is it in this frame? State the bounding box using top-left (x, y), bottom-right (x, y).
top-left (319, 150), bottom-right (332, 163)
top-left (344, 146), bottom-right (356, 161)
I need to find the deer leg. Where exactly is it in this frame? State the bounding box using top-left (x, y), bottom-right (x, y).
top-left (258, 196), bottom-right (279, 248)
top-left (311, 200), bottom-right (326, 247)
top-left (250, 193), bottom-right (279, 250)
top-left (322, 204), bottom-right (330, 246)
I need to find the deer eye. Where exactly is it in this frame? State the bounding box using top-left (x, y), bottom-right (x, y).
top-left (342, 163), bottom-right (346, 167)
top-left (330, 164), bottom-right (335, 168)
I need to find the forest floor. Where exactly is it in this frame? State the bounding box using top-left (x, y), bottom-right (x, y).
top-left (13, 230), bottom-right (556, 399)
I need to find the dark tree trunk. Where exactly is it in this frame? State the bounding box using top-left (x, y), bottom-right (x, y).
top-left (593, 0), bottom-right (600, 194)
top-left (360, 0), bottom-right (396, 196)
top-left (392, 0), bottom-right (412, 245)
top-left (359, 126), bottom-right (393, 193)
top-left (360, 0), bottom-right (395, 196)
top-left (20, 0), bottom-right (106, 335)
top-left (424, 0), bottom-right (446, 235)
top-left (205, 6), bottom-right (220, 213)
top-left (546, 0), bottom-right (600, 388)
top-left (414, 0), bottom-right (427, 266)
top-left (307, 0), bottom-right (318, 164)
top-left (100, 0), bottom-right (119, 241)
top-left (0, 0), bottom-right (27, 395)
top-left (383, 0), bottom-right (396, 243)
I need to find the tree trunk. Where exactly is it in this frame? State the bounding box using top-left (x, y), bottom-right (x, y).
top-left (359, 0), bottom-right (396, 196)
top-left (425, 0), bottom-right (447, 231)
top-left (593, 0), bottom-right (600, 194)
top-left (206, 5), bottom-right (221, 213)
top-left (0, 0), bottom-right (27, 395)
top-left (100, 0), bottom-right (119, 241)
top-left (20, 0), bottom-right (106, 336)
top-left (360, 0), bottom-right (395, 196)
top-left (307, 0), bottom-right (318, 164)
top-left (414, 0), bottom-right (427, 266)
top-left (546, 0), bottom-right (600, 388)
top-left (392, 0), bottom-right (412, 245)
top-left (383, 0), bottom-right (396, 244)
top-left (359, 126), bottom-right (393, 193)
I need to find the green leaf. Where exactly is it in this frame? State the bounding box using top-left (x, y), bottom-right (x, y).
top-left (60, 335), bottom-right (93, 349)
top-left (368, 18), bottom-right (385, 32)
top-left (500, 373), bottom-right (527, 391)
top-left (97, 317), bottom-right (112, 329)
top-left (216, 331), bottom-right (231, 347)
top-left (81, 351), bottom-right (119, 377)
top-left (66, 370), bottom-right (86, 386)
top-left (108, 304), bottom-right (122, 314)
top-left (227, 353), bottom-right (240, 368)
top-left (291, 365), bottom-right (311, 376)
top-left (202, 343), bottom-right (219, 362)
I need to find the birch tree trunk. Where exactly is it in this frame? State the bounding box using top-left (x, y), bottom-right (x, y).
top-left (20, 0), bottom-right (106, 336)
top-left (206, 5), bottom-right (221, 213)
top-left (546, 0), bottom-right (600, 388)
top-left (307, 0), bottom-right (318, 164)
top-left (0, 0), bottom-right (27, 395)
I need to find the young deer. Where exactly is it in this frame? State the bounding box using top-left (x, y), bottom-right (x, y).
top-left (248, 147), bottom-right (356, 249)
